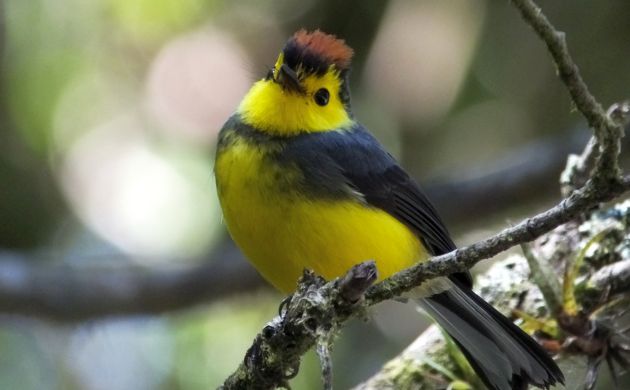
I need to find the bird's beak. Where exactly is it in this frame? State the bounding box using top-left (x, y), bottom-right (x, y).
top-left (275, 63), bottom-right (304, 93)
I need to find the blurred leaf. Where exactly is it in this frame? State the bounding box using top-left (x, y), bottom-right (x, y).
top-left (107, 0), bottom-right (217, 43)
top-left (3, 0), bottom-right (98, 152)
top-left (563, 228), bottom-right (614, 316)
top-left (171, 297), bottom-right (274, 389)
top-left (0, 326), bottom-right (59, 390)
top-left (420, 356), bottom-right (457, 382)
top-left (513, 309), bottom-right (559, 338)
top-left (447, 380), bottom-right (473, 390)
top-left (6, 52), bottom-right (88, 152)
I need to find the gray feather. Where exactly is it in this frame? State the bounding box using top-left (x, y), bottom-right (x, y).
top-left (417, 279), bottom-right (563, 390)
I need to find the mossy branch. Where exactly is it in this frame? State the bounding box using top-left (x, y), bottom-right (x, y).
top-left (358, 200), bottom-right (630, 389)
top-left (220, 262), bottom-right (377, 389)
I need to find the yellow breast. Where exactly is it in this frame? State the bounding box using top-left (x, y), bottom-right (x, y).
top-left (215, 135), bottom-right (427, 293)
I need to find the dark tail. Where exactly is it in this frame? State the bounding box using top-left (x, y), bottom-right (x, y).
top-left (419, 281), bottom-right (564, 390)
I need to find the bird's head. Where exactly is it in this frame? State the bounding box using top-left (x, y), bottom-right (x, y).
top-left (237, 30), bottom-right (354, 136)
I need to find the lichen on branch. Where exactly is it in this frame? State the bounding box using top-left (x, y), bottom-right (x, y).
top-left (356, 199), bottom-right (630, 389)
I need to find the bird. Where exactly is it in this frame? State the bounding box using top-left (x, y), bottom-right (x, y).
top-left (214, 29), bottom-right (564, 390)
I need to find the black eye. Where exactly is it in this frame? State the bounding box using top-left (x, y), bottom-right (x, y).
top-left (314, 88), bottom-right (330, 106)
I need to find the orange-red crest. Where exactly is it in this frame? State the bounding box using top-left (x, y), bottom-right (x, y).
top-left (282, 30), bottom-right (354, 74)
top-left (292, 29), bottom-right (353, 69)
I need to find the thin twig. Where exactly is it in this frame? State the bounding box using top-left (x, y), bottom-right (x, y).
top-left (561, 136), bottom-right (599, 196)
top-left (317, 333), bottom-right (334, 390)
top-left (511, 0), bottom-right (624, 184)
top-left (520, 242), bottom-right (563, 316)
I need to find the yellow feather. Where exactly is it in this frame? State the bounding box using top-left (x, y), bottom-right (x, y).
top-left (237, 69), bottom-right (352, 136)
top-left (215, 138), bottom-right (427, 293)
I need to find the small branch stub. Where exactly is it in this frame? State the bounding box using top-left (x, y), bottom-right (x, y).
top-left (221, 262), bottom-right (378, 390)
top-left (607, 101), bottom-right (630, 127)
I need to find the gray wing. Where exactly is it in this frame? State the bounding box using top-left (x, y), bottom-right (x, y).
top-left (280, 124), bottom-right (471, 286)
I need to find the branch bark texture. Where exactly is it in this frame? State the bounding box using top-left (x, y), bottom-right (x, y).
top-left (220, 263), bottom-right (377, 389)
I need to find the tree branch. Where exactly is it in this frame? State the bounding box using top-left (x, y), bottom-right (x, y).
top-left (357, 198), bottom-right (630, 389)
top-left (220, 0), bottom-right (630, 387)
top-left (356, 255), bottom-right (544, 390)
top-left (0, 249), bottom-right (264, 322)
top-left (366, 177), bottom-right (629, 305)
top-left (220, 263), bottom-right (377, 390)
